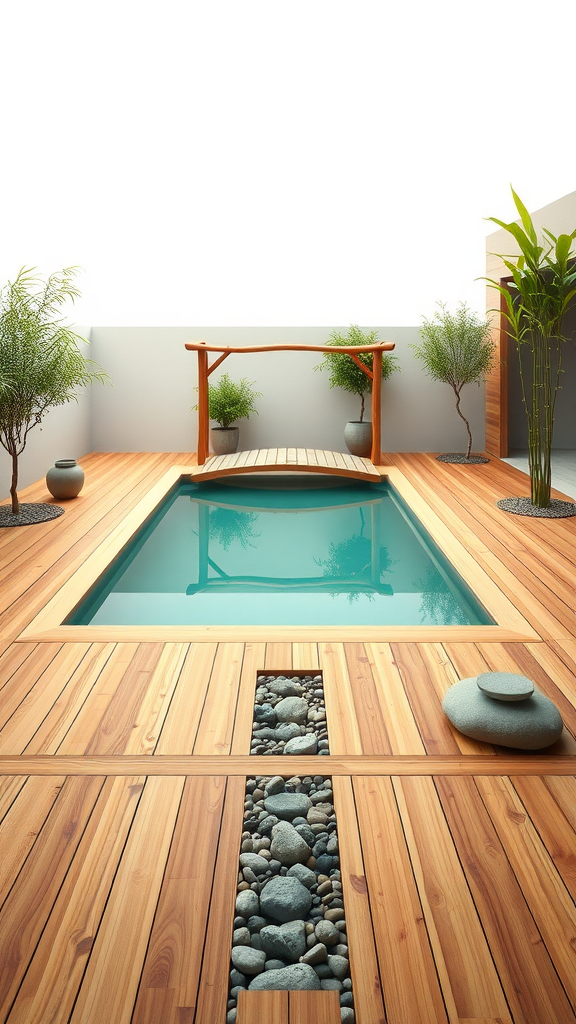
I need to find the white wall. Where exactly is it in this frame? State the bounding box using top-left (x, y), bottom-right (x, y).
top-left (90, 326), bottom-right (486, 456)
top-left (0, 329), bottom-right (93, 501)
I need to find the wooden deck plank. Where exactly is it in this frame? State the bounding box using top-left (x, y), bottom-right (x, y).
top-left (0, 775), bottom-right (27, 823)
top-left (0, 643), bottom-right (63, 733)
top-left (56, 642), bottom-right (140, 754)
top-left (193, 642), bottom-right (244, 754)
top-left (475, 774), bottom-right (576, 1006)
top-left (69, 775), bottom-right (185, 1024)
top-left (8, 775), bottom-right (144, 1024)
top-left (132, 776), bottom-right (227, 1024)
top-left (154, 642), bottom-right (218, 754)
top-left (435, 775), bottom-right (576, 1024)
top-left (0, 775), bottom-right (64, 907)
top-left (364, 641), bottom-right (426, 754)
top-left (395, 776), bottom-right (511, 1021)
top-left (0, 775), bottom-right (105, 1019)
top-left (344, 642), bottom-right (393, 754)
top-left (22, 642), bottom-right (116, 754)
top-left (265, 642), bottom-right (293, 670)
top-left (289, 990), bottom-right (341, 1023)
top-left (231, 642), bottom-right (266, 754)
top-left (237, 990), bottom-right (289, 1024)
top-left (83, 643), bottom-right (166, 755)
top-left (0, 644), bottom-right (92, 753)
top-left (354, 775), bottom-right (449, 1024)
top-left (332, 776), bottom-right (386, 1024)
top-left (390, 643), bottom-right (463, 755)
top-left (319, 643), bottom-right (363, 755)
top-left (292, 642), bottom-right (320, 671)
top-left (194, 776), bottom-right (245, 1024)
top-left (511, 775), bottom-right (576, 899)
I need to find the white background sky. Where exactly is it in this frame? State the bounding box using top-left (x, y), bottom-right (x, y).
top-left (1, 0), bottom-right (575, 326)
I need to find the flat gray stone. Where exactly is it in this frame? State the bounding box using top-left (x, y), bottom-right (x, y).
top-left (239, 853), bottom-right (269, 874)
top-left (284, 734), bottom-right (318, 755)
top-left (235, 889), bottom-right (260, 919)
top-left (286, 863), bottom-right (317, 888)
top-left (476, 671), bottom-right (534, 701)
top-left (327, 954), bottom-right (349, 980)
top-left (443, 678), bottom-right (563, 749)
top-left (264, 793), bottom-right (312, 821)
top-left (249, 963), bottom-right (321, 991)
top-left (269, 679), bottom-right (304, 696)
top-left (271, 821), bottom-right (312, 866)
top-left (274, 696), bottom-right (309, 724)
top-left (264, 776), bottom-right (285, 796)
top-left (230, 945), bottom-right (266, 975)
top-left (260, 876), bottom-right (312, 923)
top-left (275, 723), bottom-right (302, 742)
top-left (260, 921), bottom-right (306, 962)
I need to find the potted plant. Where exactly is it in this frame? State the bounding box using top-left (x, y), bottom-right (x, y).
top-left (315, 324), bottom-right (399, 456)
top-left (207, 373), bottom-right (261, 455)
top-left (0, 267), bottom-right (109, 526)
top-left (412, 302), bottom-right (494, 464)
top-left (487, 188), bottom-right (576, 516)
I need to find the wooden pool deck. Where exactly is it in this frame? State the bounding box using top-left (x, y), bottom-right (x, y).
top-left (1, 452), bottom-right (576, 1024)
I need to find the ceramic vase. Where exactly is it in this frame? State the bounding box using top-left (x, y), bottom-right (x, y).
top-left (211, 427), bottom-right (240, 455)
top-left (46, 459), bottom-right (85, 499)
top-left (344, 421), bottom-right (373, 458)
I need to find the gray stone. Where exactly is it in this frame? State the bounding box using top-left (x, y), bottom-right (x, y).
top-left (286, 863), bottom-right (317, 888)
top-left (442, 677), bottom-right (563, 749)
top-left (229, 969), bottom-right (246, 987)
top-left (239, 853), bottom-right (269, 874)
top-left (314, 920), bottom-right (340, 946)
top-left (340, 991), bottom-right (354, 1008)
top-left (259, 815), bottom-right (279, 836)
top-left (295, 824), bottom-right (316, 847)
top-left (476, 671), bottom-right (534, 701)
top-left (314, 963), bottom-right (333, 979)
top-left (247, 915), bottom-right (267, 933)
top-left (269, 679), bottom-right (304, 697)
top-left (321, 979), bottom-right (342, 991)
top-left (226, 1010), bottom-right (237, 1024)
top-left (264, 959), bottom-right (286, 970)
top-left (249, 963), bottom-right (321, 991)
top-left (232, 927), bottom-right (251, 946)
top-left (310, 789), bottom-right (333, 804)
top-left (264, 793), bottom-right (312, 821)
top-left (327, 955), bottom-right (349, 980)
top-left (275, 697), bottom-right (309, 724)
top-left (271, 821), bottom-right (312, 866)
top-left (254, 704), bottom-right (277, 725)
top-left (235, 890), bottom-right (259, 919)
top-left (284, 734), bottom-right (318, 755)
top-left (300, 942), bottom-right (328, 965)
top-left (264, 776), bottom-right (285, 796)
top-left (260, 921), bottom-right (307, 962)
top-left (340, 1008), bottom-right (355, 1023)
top-left (230, 946), bottom-right (266, 975)
top-left (275, 723), bottom-right (302, 742)
top-left (260, 876), bottom-right (313, 923)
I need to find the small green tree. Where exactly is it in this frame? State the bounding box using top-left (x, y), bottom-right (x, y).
top-left (412, 303), bottom-right (494, 459)
top-left (0, 267), bottom-right (109, 515)
top-left (207, 373), bottom-right (261, 428)
top-left (315, 324), bottom-right (399, 421)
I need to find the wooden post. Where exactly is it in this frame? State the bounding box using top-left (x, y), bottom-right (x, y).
top-left (371, 347), bottom-right (382, 465)
top-left (197, 348), bottom-right (209, 465)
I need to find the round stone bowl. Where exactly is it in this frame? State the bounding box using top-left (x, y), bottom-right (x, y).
top-left (442, 672), bottom-right (563, 750)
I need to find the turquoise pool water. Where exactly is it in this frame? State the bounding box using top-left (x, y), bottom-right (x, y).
top-left (67, 478), bottom-right (493, 626)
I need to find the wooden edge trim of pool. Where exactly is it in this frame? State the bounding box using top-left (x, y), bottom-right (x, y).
top-left (17, 463), bottom-right (541, 644)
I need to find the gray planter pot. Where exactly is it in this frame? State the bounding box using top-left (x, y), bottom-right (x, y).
top-left (46, 459), bottom-right (85, 499)
top-left (344, 421), bottom-right (373, 458)
top-left (211, 426), bottom-right (240, 455)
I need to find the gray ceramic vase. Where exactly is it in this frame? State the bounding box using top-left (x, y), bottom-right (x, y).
top-left (46, 459), bottom-right (85, 499)
top-left (344, 421), bottom-right (373, 458)
top-left (211, 426), bottom-right (239, 455)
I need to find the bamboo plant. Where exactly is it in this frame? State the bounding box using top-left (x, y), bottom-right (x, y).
top-left (487, 189), bottom-right (576, 508)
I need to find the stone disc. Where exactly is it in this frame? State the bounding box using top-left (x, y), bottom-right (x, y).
top-left (476, 671), bottom-right (534, 702)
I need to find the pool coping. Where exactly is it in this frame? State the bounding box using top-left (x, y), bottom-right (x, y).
top-left (18, 464), bottom-right (540, 643)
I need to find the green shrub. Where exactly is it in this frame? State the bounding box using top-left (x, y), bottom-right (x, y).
top-left (207, 373), bottom-right (262, 428)
top-left (315, 324), bottom-right (399, 421)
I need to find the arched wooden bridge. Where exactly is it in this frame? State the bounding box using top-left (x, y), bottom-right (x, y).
top-left (190, 447), bottom-right (382, 482)
top-left (186, 340), bottom-right (395, 482)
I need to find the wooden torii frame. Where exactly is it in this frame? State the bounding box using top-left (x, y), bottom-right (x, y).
top-left (185, 340), bottom-right (396, 466)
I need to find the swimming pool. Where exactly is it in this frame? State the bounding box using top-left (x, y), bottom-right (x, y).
top-left (66, 478), bottom-right (493, 627)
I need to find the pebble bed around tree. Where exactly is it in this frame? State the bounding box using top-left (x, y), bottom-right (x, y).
top-left (251, 673), bottom-right (330, 756)
top-left (227, 775), bottom-right (354, 1023)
